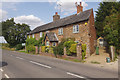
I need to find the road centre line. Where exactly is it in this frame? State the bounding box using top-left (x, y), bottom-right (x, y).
top-left (4, 74), bottom-right (10, 78)
top-left (29, 61), bottom-right (51, 69)
top-left (16, 57), bottom-right (24, 60)
top-left (0, 68), bottom-right (3, 72)
top-left (67, 72), bottom-right (85, 78)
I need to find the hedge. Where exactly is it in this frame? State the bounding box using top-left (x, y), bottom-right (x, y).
top-left (26, 45), bottom-right (35, 53)
top-left (81, 44), bottom-right (86, 60)
top-left (69, 44), bottom-right (77, 54)
top-left (41, 46), bottom-right (46, 53)
top-left (15, 44), bottom-right (24, 51)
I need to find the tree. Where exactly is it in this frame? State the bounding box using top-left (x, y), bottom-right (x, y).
top-left (103, 7), bottom-right (119, 48)
top-left (95, 2), bottom-right (119, 37)
top-left (2, 18), bottom-right (31, 47)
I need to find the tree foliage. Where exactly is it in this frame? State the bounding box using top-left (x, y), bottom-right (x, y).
top-left (95, 2), bottom-right (120, 52)
top-left (2, 18), bottom-right (31, 47)
top-left (95, 2), bottom-right (120, 37)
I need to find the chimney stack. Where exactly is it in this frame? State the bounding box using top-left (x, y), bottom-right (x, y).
top-left (75, 2), bottom-right (83, 14)
top-left (53, 12), bottom-right (60, 21)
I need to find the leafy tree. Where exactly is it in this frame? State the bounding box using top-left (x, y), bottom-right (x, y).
top-left (103, 7), bottom-right (120, 50)
top-left (2, 18), bottom-right (31, 47)
top-left (95, 2), bottom-right (119, 37)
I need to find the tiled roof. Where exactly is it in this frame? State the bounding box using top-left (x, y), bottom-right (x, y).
top-left (45, 32), bottom-right (58, 42)
top-left (29, 9), bottom-right (92, 34)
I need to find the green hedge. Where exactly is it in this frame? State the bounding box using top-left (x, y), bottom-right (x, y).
top-left (41, 46), bottom-right (46, 53)
top-left (64, 40), bottom-right (76, 55)
top-left (69, 44), bottom-right (77, 54)
top-left (15, 44), bottom-right (24, 51)
top-left (81, 44), bottom-right (86, 60)
top-left (49, 47), bottom-right (54, 53)
top-left (26, 45), bottom-right (35, 53)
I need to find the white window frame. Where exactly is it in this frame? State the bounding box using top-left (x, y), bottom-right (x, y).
top-left (40, 32), bottom-right (42, 37)
top-left (73, 25), bottom-right (79, 33)
top-left (46, 41), bottom-right (49, 46)
top-left (58, 28), bottom-right (63, 35)
top-left (32, 34), bottom-right (34, 38)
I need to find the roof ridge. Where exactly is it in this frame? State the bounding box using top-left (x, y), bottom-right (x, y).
top-left (29, 8), bottom-right (93, 34)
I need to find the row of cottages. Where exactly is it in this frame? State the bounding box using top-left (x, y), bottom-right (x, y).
top-left (28, 2), bottom-right (96, 56)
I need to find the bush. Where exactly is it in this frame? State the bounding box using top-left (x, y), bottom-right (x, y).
top-left (15, 44), bottom-right (24, 51)
top-left (64, 40), bottom-right (76, 55)
top-left (26, 45), bottom-right (35, 53)
top-left (53, 42), bottom-right (64, 57)
top-left (49, 47), bottom-right (54, 53)
top-left (41, 46), bottom-right (46, 53)
top-left (2, 43), bottom-right (9, 47)
top-left (69, 44), bottom-right (77, 54)
top-left (81, 44), bottom-right (86, 60)
top-left (26, 37), bottom-right (37, 46)
top-left (45, 46), bottom-right (49, 53)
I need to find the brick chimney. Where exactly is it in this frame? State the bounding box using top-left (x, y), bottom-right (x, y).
top-left (53, 12), bottom-right (60, 21)
top-left (75, 2), bottom-right (83, 14)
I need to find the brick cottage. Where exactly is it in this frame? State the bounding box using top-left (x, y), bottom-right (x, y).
top-left (28, 2), bottom-right (96, 56)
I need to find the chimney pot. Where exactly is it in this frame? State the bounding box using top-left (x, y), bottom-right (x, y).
top-left (53, 12), bottom-right (60, 21)
top-left (76, 2), bottom-right (83, 14)
top-left (80, 2), bottom-right (82, 6)
top-left (55, 12), bottom-right (58, 15)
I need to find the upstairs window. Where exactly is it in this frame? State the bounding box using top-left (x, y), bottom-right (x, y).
top-left (32, 34), bottom-right (34, 38)
top-left (73, 25), bottom-right (79, 33)
top-left (58, 28), bottom-right (63, 35)
top-left (40, 32), bottom-right (42, 37)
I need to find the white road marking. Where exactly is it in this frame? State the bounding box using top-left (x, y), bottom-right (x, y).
top-left (4, 74), bottom-right (10, 78)
top-left (67, 72), bottom-right (85, 78)
top-left (11, 55), bottom-right (13, 56)
top-left (0, 68), bottom-right (3, 72)
top-left (30, 61), bottom-right (51, 69)
top-left (16, 57), bottom-right (24, 60)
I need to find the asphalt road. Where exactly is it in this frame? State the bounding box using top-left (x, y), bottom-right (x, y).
top-left (1, 49), bottom-right (118, 79)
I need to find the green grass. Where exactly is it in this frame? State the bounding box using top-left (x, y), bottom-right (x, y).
top-left (91, 61), bottom-right (101, 64)
top-left (19, 50), bottom-right (27, 53)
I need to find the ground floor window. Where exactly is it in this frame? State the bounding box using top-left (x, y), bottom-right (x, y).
top-left (46, 41), bottom-right (49, 46)
top-left (52, 42), bottom-right (56, 46)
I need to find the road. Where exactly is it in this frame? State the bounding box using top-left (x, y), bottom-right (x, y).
top-left (0, 49), bottom-right (118, 79)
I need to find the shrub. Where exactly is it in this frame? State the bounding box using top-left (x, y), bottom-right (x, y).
top-left (26, 45), bottom-right (35, 53)
top-left (41, 46), bottom-right (46, 53)
top-left (69, 44), bottom-right (77, 54)
top-left (64, 40), bottom-right (76, 55)
top-left (81, 44), bottom-right (86, 60)
top-left (45, 46), bottom-right (49, 53)
top-left (53, 41), bottom-right (64, 57)
top-left (15, 44), bottom-right (24, 51)
top-left (2, 43), bottom-right (9, 47)
top-left (26, 37), bottom-right (37, 46)
top-left (49, 47), bottom-right (54, 53)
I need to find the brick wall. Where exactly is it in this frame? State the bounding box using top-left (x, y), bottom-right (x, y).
top-left (88, 9), bottom-right (96, 55)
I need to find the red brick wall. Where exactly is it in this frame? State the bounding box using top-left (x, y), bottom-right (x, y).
top-left (88, 9), bottom-right (96, 55)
